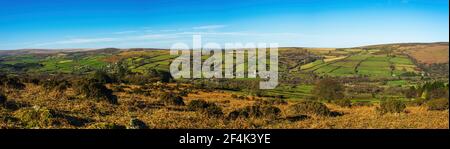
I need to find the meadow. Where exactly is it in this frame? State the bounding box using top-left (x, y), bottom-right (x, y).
top-left (301, 50), bottom-right (419, 78)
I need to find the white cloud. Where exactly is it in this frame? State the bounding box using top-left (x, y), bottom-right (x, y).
top-left (29, 29), bottom-right (306, 48)
top-left (32, 33), bottom-right (182, 47)
top-left (34, 38), bottom-right (118, 47)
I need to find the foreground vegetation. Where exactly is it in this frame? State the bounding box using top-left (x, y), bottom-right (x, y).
top-left (0, 84), bottom-right (448, 129)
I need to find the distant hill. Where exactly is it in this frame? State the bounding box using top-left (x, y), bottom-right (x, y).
top-left (0, 49), bottom-right (95, 56)
top-left (361, 42), bottom-right (449, 65)
top-left (0, 42), bottom-right (448, 76)
top-left (0, 48), bottom-right (167, 56)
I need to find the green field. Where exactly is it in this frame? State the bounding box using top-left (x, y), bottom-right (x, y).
top-left (301, 51), bottom-right (419, 78)
top-left (264, 84), bottom-right (314, 99)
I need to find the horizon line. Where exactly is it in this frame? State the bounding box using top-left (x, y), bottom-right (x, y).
top-left (1, 41), bottom-right (448, 51)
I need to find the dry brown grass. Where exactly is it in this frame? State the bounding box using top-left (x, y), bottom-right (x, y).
top-left (1, 83), bottom-right (448, 129)
top-left (405, 45), bottom-right (449, 64)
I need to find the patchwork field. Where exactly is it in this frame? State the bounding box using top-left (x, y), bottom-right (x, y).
top-left (301, 51), bottom-right (419, 77)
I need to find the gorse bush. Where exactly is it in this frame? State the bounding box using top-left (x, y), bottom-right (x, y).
top-left (74, 79), bottom-right (117, 104)
top-left (427, 98), bottom-right (449, 111)
top-left (187, 99), bottom-right (223, 117)
top-left (415, 81), bottom-right (449, 100)
top-left (2, 77), bottom-right (25, 90)
top-left (91, 70), bottom-right (113, 84)
top-left (334, 99), bottom-right (352, 108)
top-left (159, 92), bottom-right (185, 106)
top-left (259, 105), bottom-right (281, 118)
top-left (119, 70), bottom-right (173, 85)
top-left (313, 78), bottom-right (345, 102)
top-left (42, 77), bottom-right (71, 93)
top-left (87, 122), bottom-right (126, 129)
top-left (241, 105), bottom-right (263, 118)
top-left (204, 104), bottom-right (224, 117)
top-left (187, 99), bottom-right (210, 111)
top-left (13, 106), bottom-right (55, 128)
top-left (146, 69), bottom-right (173, 83)
top-left (377, 99), bottom-right (406, 114)
top-left (128, 118), bottom-right (148, 129)
top-left (227, 103), bottom-right (281, 120)
top-left (287, 100), bottom-right (331, 116)
top-left (0, 93), bottom-right (6, 106)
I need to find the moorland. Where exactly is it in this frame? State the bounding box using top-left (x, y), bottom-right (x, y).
top-left (0, 42), bottom-right (448, 129)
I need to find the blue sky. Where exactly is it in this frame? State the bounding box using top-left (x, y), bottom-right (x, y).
top-left (0, 0), bottom-right (448, 50)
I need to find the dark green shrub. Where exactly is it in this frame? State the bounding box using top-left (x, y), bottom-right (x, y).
top-left (91, 70), bottom-right (113, 84)
top-left (187, 99), bottom-right (223, 117)
top-left (260, 105), bottom-right (281, 118)
top-left (287, 100), bottom-right (331, 116)
top-left (159, 71), bottom-right (173, 83)
top-left (187, 99), bottom-right (209, 111)
top-left (227, 110), bottom-right (244, 120)
top-left (28, 78), bottom-right (40, 85)
top-left (418, 81), bottom-right (449, 100)
top-left (334, 99), bottom-right (352, 108)
top-left (312, 78), bottom-right (345, 101)
top-left (87, 122), bottom-right (126, 129)
top-left (227, 104), bottom-right (281, 120)
top-left (204, 105), bottom-right (224, 117)
top-left (3, 77), bottom-right (25, 90)
top-left (128, 118), bottom-right (148, 129)
top-left (42, 78), bottom-right (71, 93)
top-left (147, 69), bottom-right (173, 83)
top-left (0, 93), bottom-right (6, 106)
top-left (377, 99), bottom-right (406, 114)
top-left (159, 92), bottom-right (185, 106)
top-left (242, 105), bottom-right (263, 118)
top-left (427, 98), bottom-right (449, 111)
top-left (74, 79), bottom-right (117, 104)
